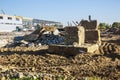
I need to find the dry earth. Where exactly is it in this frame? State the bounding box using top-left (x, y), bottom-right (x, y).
top-left (0, 32), bottom-right (120, 80)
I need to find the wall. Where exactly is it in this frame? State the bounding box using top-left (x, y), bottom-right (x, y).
top-left (0, 14), bottom-right (22, 32)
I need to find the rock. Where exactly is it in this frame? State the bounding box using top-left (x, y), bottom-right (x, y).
top-left (18, 72), bottom-right (24, 78)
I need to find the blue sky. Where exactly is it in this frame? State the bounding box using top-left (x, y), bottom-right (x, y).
top-left (1, 0), bottom-right (120, 25)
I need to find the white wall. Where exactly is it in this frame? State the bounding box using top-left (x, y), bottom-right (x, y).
top-left (0, 14), bottom-right (23, 32)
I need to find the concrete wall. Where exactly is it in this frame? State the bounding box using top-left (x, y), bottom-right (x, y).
top-left (85, 30), bottom-right (101, 44)
top-left (80, 20), bottom-right (101, 45)
top-left (64, 26), bottom-right (85, 46)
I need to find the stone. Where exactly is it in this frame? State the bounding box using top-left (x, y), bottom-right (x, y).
top-left (18, 72), bottom-right (24, 78)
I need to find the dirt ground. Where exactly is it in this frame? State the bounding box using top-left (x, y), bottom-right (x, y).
top-left (0, 33), bottom-right (120, 80)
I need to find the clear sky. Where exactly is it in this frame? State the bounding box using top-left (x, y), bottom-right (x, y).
top-left (1, 0), bottom-right (120, 25)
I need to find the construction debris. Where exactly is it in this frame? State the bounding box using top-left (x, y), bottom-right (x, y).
top-left (0, 18), bottom-right (120, 79)
top-left (48, 19), bottom-right (101, 55)
top-left (106, 27), bottom-right (120, 34)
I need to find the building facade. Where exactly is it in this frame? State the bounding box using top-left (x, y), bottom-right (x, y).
top-left (0, 14), bottom-right (22, 32)
top-left (0, 14), bottom-right (63, 32)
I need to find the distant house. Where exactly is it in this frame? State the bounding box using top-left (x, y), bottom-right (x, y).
top-left (0, 14), bottom-right (63, 32)
top-left (0, 14), bottom-right (22, 32)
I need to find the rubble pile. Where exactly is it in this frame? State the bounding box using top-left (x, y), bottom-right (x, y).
top-left (107, 27), bottom-right (120, 34)
top-left (4, 26), bottom-right (64, 47)
top-left (37, 34), bottom-right (64, 45)
top-left (23, 26), bottom-right (64, 46)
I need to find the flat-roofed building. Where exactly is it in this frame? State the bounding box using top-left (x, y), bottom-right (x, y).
top-left (0, 14), bottom-right (63, 32)
top-left (0, 14), bottom-right (22, 32)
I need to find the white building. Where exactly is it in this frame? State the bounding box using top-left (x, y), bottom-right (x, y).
top-left (0, 14), bottom-right (63, 32)
top-left (0, 14), bottom-right (22, 32)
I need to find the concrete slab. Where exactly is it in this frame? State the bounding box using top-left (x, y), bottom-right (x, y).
top-left (48, 44), bottom-right (99, 55)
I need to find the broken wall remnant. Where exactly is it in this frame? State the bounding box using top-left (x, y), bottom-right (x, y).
top-left (48, 19), bottom-right (101, 55)
top-left (79, 20), bottom-right (101, 45)
top-left (48, 44), bottom-right (99, 55)
top-left (64, 26), bottom-right (85, 46)
top-left (85, 30), bottom-right (101, 44)
top-left (79, 20), bottom-right (98, 30)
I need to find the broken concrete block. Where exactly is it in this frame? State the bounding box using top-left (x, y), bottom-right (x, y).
top-left (48, 44), bottom-right (99, 55)
top-left (80, 20), bottom-right (98, 30)
top-left (64, 26), bottom-right (85, 46)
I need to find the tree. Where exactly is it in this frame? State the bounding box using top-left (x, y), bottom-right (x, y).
top-left (98, 23), bottom-right (111, 30)
top-left (112, 22), bottom-right (120, 28)
top-left (99, 23), bottom-right (106, 29)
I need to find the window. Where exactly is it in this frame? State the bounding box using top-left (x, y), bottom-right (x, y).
top-left (0, 16), bottom-right (3, 19)
top-left (8, 17), bottom-right (12, 20)
top-left (16, 18), bottom-right (20, 21)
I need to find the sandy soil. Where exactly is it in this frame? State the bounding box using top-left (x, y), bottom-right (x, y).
top-left (0, 32), bottom-right (120, 80)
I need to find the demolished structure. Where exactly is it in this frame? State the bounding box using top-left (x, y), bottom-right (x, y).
top-left (48, 19), bottom-right (101, 55)
top-left (5, 17), bottom-right (102, 55)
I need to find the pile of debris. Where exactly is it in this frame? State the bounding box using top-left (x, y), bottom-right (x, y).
top-left (48, 19), bottom-right (101, 55)
top-left (10, 26), bottom-right (64, 47)
top-left (106, 27), bottom-right (120, 34)
top-left (36, 34), bottom-right (64, 45)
